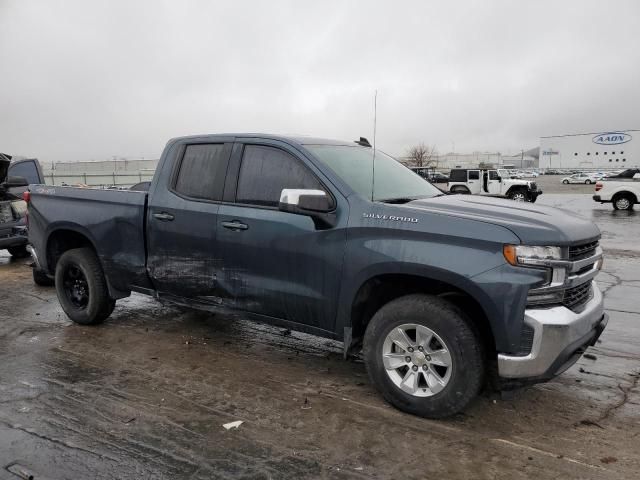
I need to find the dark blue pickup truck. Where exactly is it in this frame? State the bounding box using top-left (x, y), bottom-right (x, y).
top-left (27, 134), bottom-right (607, 418)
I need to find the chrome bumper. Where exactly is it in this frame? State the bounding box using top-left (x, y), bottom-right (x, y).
top-left (26, 244), bottom-right (42, 270)
top-left (498, 281), bottom-right (606, 379)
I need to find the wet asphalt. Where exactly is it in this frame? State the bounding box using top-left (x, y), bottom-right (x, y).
top-left (0, 192), bottom-right (638, 479)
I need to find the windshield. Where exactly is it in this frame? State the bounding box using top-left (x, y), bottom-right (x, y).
top-left (306, 145), bottom-right (443, 201)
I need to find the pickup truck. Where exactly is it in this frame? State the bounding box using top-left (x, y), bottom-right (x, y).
top-left (27, 134), bottom-right (607, 418)
top-left (447, 168), bottom-right (542, 202)
top-left (1, 154), bottom-right (45, 258)
top-left (593, 169), bottom-right (640, 210)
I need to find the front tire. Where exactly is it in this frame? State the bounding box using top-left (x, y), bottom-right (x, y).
top-left (508, 190), bottom-right (528, 202)
top-left (585, 179), bottom-right (592, 185)
top-left (55, 248), bottom-right (115, 325)
top-left (562, 180), bottom-right (569, 184)
top-left (363, 294), bottom-right (485, 418)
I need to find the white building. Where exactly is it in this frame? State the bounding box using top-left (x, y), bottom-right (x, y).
top-left (539, 130), bottom-right (638, 170)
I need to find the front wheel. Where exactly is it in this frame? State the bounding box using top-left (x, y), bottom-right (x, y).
top-left (55, 248), bottom-right (115, 325)
top-left (585, 179), bottom-right (592, 185)
top-left (508, 190), bottom-right (528, 202)
top-left (363, 294), bottom-right (485, 418)
top-left (562, 180), bottom-right (569, 184)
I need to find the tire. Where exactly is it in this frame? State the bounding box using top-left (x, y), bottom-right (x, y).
top-left (508, 190), bottom-right (528, 202)
top-left (612, 194), bottom-right (634, 211)
top-left (585, 179), bottom-right (592, 185)
top-left (562, 180), bottom-right (569, 184)
top-left (450, 186), bottom-right (470, 195)
top-left (363, 294), bottom-right (485, 419)
top-left (55, 247), bottom-right (115, 325)
top-left (7, 245), bottom-right (29, 258)
top-left (33, 268), bottom-right (55, 287)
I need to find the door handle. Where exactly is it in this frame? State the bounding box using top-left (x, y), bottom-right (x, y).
top-left (153, 212), bottom-right (175, 221)
top-left (222, 220), bottom-right (248, 231)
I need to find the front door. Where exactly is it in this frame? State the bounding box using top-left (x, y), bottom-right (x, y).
top-left (467, 170), bottom-right (481, 194)
top-left (147, 141), bottom-right (232, 299)
top-left (487, 170), bottom-right (502, 194)
top-left (216, 140), bottom-right (347, 331)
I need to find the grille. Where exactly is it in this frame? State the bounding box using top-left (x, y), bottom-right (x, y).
top-left (569, 240), bottom-right (599, 260)
top-left (563, 282), bottom-right (593, 311)
top-left (515, 323), bottom-right (535, 356)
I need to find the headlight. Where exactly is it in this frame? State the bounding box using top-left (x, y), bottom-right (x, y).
top-left (503, 245), bottom-right (562, 266)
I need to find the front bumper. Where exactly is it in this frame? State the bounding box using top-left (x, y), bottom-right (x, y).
top-left (498, 281), bottom-right (606, 380)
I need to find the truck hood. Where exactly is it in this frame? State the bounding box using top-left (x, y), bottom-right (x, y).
top-left (405, 194), bottom-right (600, 245)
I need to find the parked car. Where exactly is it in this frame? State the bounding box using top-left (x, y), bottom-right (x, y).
top-left (561, 173), bottom-right (601, 184)
top-left (447, 168), bottom-right (542, 201)
top-left (27, 133), bottom-right (606, 419)
top-left (0, 154), bottom-right (44, 258)
top-left (410, 167), bottom-right (449, 184)
top-left (593, 172), bottom-right (640, 210)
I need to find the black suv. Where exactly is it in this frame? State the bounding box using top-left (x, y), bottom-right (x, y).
top-left (1, 153), bottom-right (44, 257)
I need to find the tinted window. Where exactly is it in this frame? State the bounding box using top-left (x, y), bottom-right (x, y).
top-left (449, 169), bottom-right (467, 182)
top-left (489, 170), bottom-right (499, 180)
top-left (9, 161), bottom-right (40, 184)
top-left (468, 170), bottom-right (480, 180)
top-left (174, 144), bottom-right (228, 200)
top-left (236, 145), bottom-right (324, 207)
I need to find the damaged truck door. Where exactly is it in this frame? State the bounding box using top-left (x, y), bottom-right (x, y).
top-left (146, 141), bottom-right (233, 299)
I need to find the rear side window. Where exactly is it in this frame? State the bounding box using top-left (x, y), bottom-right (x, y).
top-left (9, 160), bottom-right (40, 184)
top-left (449, 169), bottom-right (466, 182)
top-left (174, 144), bottom-right (228, 201)
top-left (236, 145), bottom-right (325, 207)
top-left (468, 170), bottom-right (480, 180)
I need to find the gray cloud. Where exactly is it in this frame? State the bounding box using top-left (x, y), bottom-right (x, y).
top-left (1, 0), bottom-right (638, 162)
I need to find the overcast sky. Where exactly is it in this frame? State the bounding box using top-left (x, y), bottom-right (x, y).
top-left (1, 0), bottom-right (638, 162)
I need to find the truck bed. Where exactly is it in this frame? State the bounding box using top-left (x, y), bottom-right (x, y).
top-left (28, 185), bottom-right (152, 294)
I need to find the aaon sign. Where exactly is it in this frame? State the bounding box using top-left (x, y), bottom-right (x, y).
top-left (592, 132), bottom-right (632, 145)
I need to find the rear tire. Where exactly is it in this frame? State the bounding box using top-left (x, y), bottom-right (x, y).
top-left (585, 179), bottom-right (592, 185)
top-left (55, 248), bottom-right (115, 325)
top-left (33, 268), bottom-right (55, 286)
top-left (7, 245), bottom-right (29, 258)
top-left (612, 194), bottom-right (634, 211)
top-left (562, 180), bottom-right (569, 184)
top-left (363, 294), bottom-right (485, 419)
top-left (450, 186), bottom-right (470, 195)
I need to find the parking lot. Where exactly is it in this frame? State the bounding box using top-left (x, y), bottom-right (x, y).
top-left (0, 191), bottom-right (637, 479)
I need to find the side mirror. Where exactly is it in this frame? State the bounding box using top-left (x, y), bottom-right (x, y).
top-left (279, 189), bottom-right (335, 229)
top-left (496, 176), bottom-right (502, 181)
top-left (3, 176), bottom-right (29, 188)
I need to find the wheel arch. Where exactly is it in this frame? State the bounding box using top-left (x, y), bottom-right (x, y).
top-left (343, 269), bottom-right (498, 359)
top-left (612, 190), bottom-right (638, 204)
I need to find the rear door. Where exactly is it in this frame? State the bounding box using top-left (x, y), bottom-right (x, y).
top-left (215, 139), bottom-right (347, 330)
top-left (146, 141), bottom-right (232, 299)
top-left (467, 170), bottom-right (481, 194)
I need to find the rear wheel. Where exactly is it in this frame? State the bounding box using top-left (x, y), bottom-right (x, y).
top-left (7, 245), bottom-right (29, 258)
top-left (55, 248), bottom-right (115, 325)
top-left (450, 186), bottom-right (470, 194)
top-left (562, 180), bottom-right (569, 184)
top-left (363, 294), bottom-right (485, 418)
top-left (585, 179), bottom-right (592, 185)
top-left (613, 194), bottom-right (634, 211)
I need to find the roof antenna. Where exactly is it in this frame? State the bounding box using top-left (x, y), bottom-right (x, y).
top-left (371, 89), bottom-right (378, 201)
